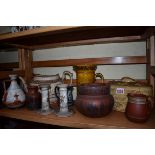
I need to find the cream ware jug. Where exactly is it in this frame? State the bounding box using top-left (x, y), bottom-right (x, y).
top-left (30, 71), bottom-right (73, 103)
top-left (3, 74), bottom-right (27, 108)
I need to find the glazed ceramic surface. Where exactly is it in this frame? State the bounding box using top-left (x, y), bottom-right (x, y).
top-left (38, 84), bottom-right (53, 115)
top-left (55, 84), bottom-right (73, 117)
top-left (78, 83), bottom-right (110, 95)
top-left (75, 82), bottom-right (114, 117)
top-left (75, 95), bottom-right (114, 117)
top-left (26, 85), bottom-right (41, 110)
top-left (125, 93), bottom-right (152, 123)
top-left (3, 75), bottom-right (27, 108)
top-left (73, 65), bottom-right (104, 86)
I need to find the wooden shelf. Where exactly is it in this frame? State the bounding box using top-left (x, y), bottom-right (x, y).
top-left (0, 62), bottom-right (19, 70)
top-left (0, 26), bottom-right (151, 50)
top-left (0, 107), bottom-right (155, 129)
top-left (0, 70), bottom-right (25, 79)
top-left (32, 56), bottom-right (146, 67)
top-left (0, 26), bottom-right (155, 129)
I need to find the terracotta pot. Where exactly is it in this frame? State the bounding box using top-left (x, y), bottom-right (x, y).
top-left (26, 85), bottom-right (41, 110)
top-left (125, 93), bottom-right (152, 123)
top-left (75, 95), bottom-right (114, 117)
top-left (78, 83), bottom-right (110, 95)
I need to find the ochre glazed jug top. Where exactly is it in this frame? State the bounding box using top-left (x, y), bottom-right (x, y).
top-left (73, 64), bottom-right (97, 71)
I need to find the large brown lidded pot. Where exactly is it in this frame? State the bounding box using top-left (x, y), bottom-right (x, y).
top-left (125, 93), bottom-right (152, 123)
top-left (75, 83), bottom-right (114, 117)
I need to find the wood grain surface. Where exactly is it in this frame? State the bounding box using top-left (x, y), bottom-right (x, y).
top-left (0, 107), bottom-right (154, 129)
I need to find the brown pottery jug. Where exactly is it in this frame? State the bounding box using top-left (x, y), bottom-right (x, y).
top-left (125, 93), bottom-right (152, 123)
top-left (26, 85), bottom-right (41, 110)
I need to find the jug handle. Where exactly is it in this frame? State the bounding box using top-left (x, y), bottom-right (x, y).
top-left (19, 76), bottom-right (28, 93)
top-left (54, 86), bottom-right (60, 99)
top-left (2, 80), bottom-right (8, 102)
top-left (95, 73), bottom-right (104, 83)
top-left (2, 80), bottom-right (8, 92)
top-left (147, 96), bottom-right (154, 111)
top-left (62, 71), bottom-right (73, 86)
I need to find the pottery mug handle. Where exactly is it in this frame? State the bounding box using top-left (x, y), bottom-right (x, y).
top-left (55, 86), bottom-right (60, 100)
top-left (18, 76), bottom-right (28, 93)
top-left (147, 96), bottom-right (154, 110)
top-left (95, 73), bottom-right (104, 83)
top-left (2, 80), bottom-right (8, 102)
top-left (62, 71), bottom-right (73, 86)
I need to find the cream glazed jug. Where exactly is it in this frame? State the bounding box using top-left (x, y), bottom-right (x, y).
top-left (30, 71), bottom-right (73, 103)
top-left (3, 74), bottom-right (27, 108)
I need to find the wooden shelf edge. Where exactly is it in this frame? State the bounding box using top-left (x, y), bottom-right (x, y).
top-left (0, 26), bottom-right (148, 50)
top-left (32, 56), bottom-right (147, 68)
top-left (0, 108), bottom-right (154, 129)
top-left (0, 62), bottom-right (19, 70)
top-left (0, 70), bottom-right (25, 79)
top-left (0, 26), bottom-right (83, 41)
top-left (31, 36), bottom-right (143, 50)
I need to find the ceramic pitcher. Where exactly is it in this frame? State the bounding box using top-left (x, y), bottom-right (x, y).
top-left (26, 85), bottom-right (41, 110)
top-left (125, 93), bottom-right (152, 123)
top-left (3, 74), bottom-right (27, 108)
top-left (73, 64), bottom-right (104, 86)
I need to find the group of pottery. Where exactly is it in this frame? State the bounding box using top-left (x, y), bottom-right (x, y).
top-left (1, 64), bottom-right (152, 122)
top-left (74, 65), bottom-right (114, 117)
top-left (74, 64), bottom-right (152, 122)
top-left (2, 72), bottom-right (74, 117)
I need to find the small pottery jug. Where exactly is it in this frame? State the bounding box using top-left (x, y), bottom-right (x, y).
top-left (55, 84), bottom-right (73, 117)
top-left (55, 85), bottom-right (74, 107)
top-left (125, 93), bottom-right (152, 123)
top-left (3, 74), bottom-right (27, 108)
top-left (73, 65), bottom-right (104, 86)
top-left (26, 85), bottom-right (41, 110)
